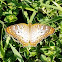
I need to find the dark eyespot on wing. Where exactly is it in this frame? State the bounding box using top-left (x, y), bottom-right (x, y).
top-left (13, 37), bottom-right (18, 41)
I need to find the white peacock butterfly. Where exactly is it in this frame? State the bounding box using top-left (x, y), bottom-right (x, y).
top-left (6, 23), bottom-right (55, 47)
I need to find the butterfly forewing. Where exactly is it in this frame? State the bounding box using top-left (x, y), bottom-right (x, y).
top-left (6, 23), bottom-right (29, 46)
top-left (30, 24), bottom-right (55, 46)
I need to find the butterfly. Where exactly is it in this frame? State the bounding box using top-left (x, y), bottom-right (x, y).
top-left (6, 23), bottom-right (55, 47)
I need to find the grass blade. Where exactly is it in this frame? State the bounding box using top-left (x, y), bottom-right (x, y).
top-left (9, 44), bottom-right (24, 62)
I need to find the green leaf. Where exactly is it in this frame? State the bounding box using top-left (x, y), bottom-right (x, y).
top-left (9, 44), bottom-right (24, 62)
top-left (40, 2), bottom-right (62, 11)
top-left (24, 11), bottom-right (29, 21)
top-left (4, 36), bottom-right (10, 50)
top-left (40, 54), bottom-right (47, 62)
top-left (39, 16), bottom-right (62, 24)
top-left (29, 11), bottom-right (37, 23)
top-left (29, 52), bottom-right (37, 57)
top-left (18, 2), bottom-right (35, 11)
top-left (4, 15), bottom-right (17, 23)
top-left (8, 2), bottom-right (17, 10)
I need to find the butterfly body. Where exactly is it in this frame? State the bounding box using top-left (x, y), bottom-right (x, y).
top-left (6, 23), bottom-right (55, 47)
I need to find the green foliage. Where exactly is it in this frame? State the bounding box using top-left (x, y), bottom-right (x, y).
top-left (4, 15), bottom-right (17, 23)
top-left (0, 0), bottom-right (62, 62)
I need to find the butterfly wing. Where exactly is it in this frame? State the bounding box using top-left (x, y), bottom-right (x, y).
top-left (30, 24), bottom-right (55, 47)
top-left (6, 23), bottom-right (29, 47)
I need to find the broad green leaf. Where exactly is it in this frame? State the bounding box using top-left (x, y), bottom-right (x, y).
top-left (40, 54), bottom-right (47, 62)
top-left (29, 52), bottom-right (37, 57)
top-left (4, 15), bottom-right (17, 23)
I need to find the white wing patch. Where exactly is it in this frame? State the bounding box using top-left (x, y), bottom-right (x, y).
top-left (30, 25), bottom-right (48, 42)
top-left (46, 26), bottom-right (48, 30)
top-left (13, 25), bottom-right (29, 42)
